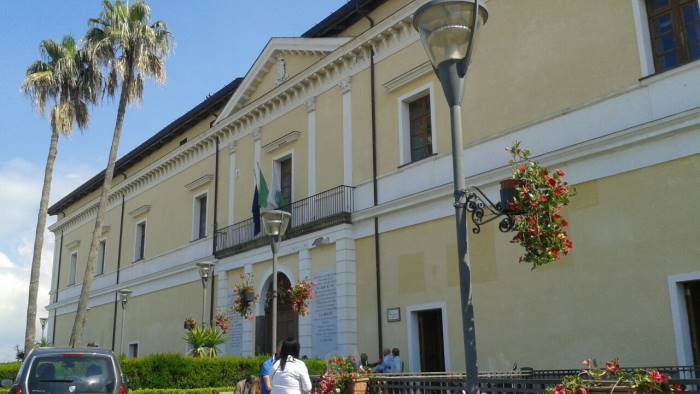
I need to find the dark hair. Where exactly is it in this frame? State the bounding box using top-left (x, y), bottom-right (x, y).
top-left (392, 348), bottom-right (400, 356)
top-left (279, 337), bottom-right (300, 371)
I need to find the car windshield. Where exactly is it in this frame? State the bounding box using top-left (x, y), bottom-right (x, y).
top-left (27, 355), bottom-right (116, 393)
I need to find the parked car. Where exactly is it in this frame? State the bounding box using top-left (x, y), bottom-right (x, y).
top-left (1, 347), bottom-right (128, 393)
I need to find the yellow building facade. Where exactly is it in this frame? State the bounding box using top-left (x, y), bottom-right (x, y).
top-left (47, 0), bottom-right (700, 371)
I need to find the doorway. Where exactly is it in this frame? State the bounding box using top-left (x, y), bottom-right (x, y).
top-left (408, 303), bottom-right (449, 372)
top-left (255, 272), bottom-right (298, 355)
top-left (684, 281), bottom-right (700, 365)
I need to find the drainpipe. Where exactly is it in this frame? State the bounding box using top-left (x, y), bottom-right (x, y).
top-left (51, 229), bottom-right (64, 344)
top-left (356, 0), bottom-right (383, 357)
top-left (111, 175), bottom-right (127, 351)
top-left (211, 136), bottom-right (220, 326)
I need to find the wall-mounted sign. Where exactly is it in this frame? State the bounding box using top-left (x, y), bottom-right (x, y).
top-left (387, 307), bottom-right (401, 322)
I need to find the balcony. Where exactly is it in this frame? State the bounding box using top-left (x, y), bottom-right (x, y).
top-left (214, 185), bottom-right (354, 258)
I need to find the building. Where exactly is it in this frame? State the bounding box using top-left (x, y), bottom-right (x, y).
top-left (46, 0), bottom-right (700, 371)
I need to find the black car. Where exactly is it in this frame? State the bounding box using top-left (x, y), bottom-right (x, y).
top-left (1, 348), bottom-right (128, 394)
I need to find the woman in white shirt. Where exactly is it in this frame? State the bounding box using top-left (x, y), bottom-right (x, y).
top-left (270, 338), bottom-right (312, 394)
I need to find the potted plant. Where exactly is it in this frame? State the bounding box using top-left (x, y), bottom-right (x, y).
top-left (550, 359), bottom-right (685, 393)
top-left (318, 356), bottom-right (370, 394)
top-left (288, 278), bottom-right (315, 316)
top-left (233, 273), bottom-right (257, 319)
top-left (183, 326), bottom-right (226, 358)
top-left (506, 142), bottom-right (576, 268)
top-left (183, 316), bottom-right (196, 331)
top-left (215, 310), bottom-right (230, 332)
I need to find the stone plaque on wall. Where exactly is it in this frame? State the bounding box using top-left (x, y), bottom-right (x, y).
top-left (227, 312), bottom-right (243, 355)
top-left (311, 270), bottom-right (337, 358)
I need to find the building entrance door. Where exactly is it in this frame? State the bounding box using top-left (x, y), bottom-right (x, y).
top-left (255, 273), bottom-right (298, 355)
top-left (684, 281), bottom-right (700, 364)
top-left (417, 309), bottom-right (445, 372)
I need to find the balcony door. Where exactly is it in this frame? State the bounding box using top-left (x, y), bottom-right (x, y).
top-left (685, 280), bottom-right (700, 364)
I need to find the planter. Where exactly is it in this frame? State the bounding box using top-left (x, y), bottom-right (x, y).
top-left (184, 320), bottom-right (196, 330)
top-left (500, 178), bottom-right (525, 213)
top-left (242, 288), bottom-right (256, 304)
top-left (348, 378), bottom-right (368, 394)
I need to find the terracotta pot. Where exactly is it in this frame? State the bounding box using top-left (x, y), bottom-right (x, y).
top-left (184, 320), bottom-right (195, 330)
top-left (243, 288), bottom-right (256, 304)
top-left (500, 178), bottom-right (525, 213)
top-left (348, 378), bottom-right (368, 394)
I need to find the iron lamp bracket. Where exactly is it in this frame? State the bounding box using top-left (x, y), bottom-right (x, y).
top-left (455, 186), bottom-right (517, 234)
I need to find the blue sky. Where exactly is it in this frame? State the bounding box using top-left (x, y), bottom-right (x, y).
top-left (0, 0), bottom-right (347, 361)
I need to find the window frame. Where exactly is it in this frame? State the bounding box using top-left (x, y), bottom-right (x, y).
top-left (68, 252), bottom-right (78, 286)
top-left (397, 83), bottom-right (437, 166)
top-left (133, 220), bottom-right (147, 262)
top-left (192, 191), bottom-right (208, 240)
top-left (96, 240), bottom-right (106, 276)
top-left (271, 149), bottom-right (294, 208)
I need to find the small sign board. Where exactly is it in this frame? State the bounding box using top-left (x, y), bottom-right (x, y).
top-left (387, 307), bottom-right (401, 322)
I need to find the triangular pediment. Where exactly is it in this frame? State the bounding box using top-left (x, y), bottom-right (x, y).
top-left (216, 37), bottom-right (350, 122)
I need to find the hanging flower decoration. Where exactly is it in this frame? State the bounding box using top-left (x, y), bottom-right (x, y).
top-left (507, 142), bottom-right (575, 268)
top-left (550, 358), bottom-right (684, 393)
top-left (233, 272), bottom-right (257, 320)
top-left (183, 316), bottom-right (196, 331)
top-left (288, 278), bottom-right (315, 316)
top-left (214, 310), bottom-right (230, 332)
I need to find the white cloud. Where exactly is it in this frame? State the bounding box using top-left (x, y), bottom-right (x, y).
top-left (0, 158), bottom-right (93, 361)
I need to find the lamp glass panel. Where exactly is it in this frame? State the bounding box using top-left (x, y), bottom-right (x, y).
top-left (413, 1), bottom-right (487, 67)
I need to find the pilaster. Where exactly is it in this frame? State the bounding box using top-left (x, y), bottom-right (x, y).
top-left (339, 78), bottom-right (352, 186)
top-left (335, 237), bottom-right (357, 356)
top-left (298, 248), bottom-right (313, 356)
top-left (306, 97), bottom-right (317, 195)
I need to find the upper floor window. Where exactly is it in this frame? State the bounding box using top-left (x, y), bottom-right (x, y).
top-left (134, 221), bottom-right (146, 262)
top-left (646, 0), bottom-right (700, 72)
top-left (96, 240), bottom-right (106, 276)
top-left (193, 193), bottom-right (208, 240)
top-left (279, 157), bottom-right (292, 209)
top-left (398, 84), bottom-right (437, 166)
top-left (68, 252), bottom-right (77, 286)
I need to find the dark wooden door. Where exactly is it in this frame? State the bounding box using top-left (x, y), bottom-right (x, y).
top-left (417, 309), bottom-right (445, 372)
top-left (256, 273), bottom-right (298, 355)
top-left (685, 281), bottom-right (700, 364)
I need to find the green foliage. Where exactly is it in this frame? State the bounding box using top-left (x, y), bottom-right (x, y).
top-left (183, 327), bottom-right (227, 358)
top-left (130, 387), bottom-right (233, 394)
top-left (0, 362), bottom-right (19, 380)
top-left (120, 354), bottom-right (325, 390)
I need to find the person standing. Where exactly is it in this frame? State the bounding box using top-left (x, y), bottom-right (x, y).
top-left (270, 338), bottom-right (312, 394)
top-left (373, 348), bottom-right (394, 373)
top-left (260, 341), bottom-right (283, 394)
top-left (391, 348), bottom-right (404, 373)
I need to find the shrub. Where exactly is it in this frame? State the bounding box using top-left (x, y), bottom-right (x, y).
top-left (131, 387), bottom-right (233, 394)
top-left (0, 362), bottom-right (19, 380)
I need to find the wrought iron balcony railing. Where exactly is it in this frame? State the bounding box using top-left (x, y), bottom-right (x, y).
top-left (214, 185), bottom-right (354, 258)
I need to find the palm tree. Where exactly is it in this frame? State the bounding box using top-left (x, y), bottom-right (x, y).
top-left (69, 0), bottom-right (172, 347)
top-left (22, 35), bottom-right (100, 353)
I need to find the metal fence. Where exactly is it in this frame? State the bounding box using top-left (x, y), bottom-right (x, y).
top-left (214, 185), bottom-right (354, 258)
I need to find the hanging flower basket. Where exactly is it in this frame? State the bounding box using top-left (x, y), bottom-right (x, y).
top-left (183, 317), bottom-right (196, 331)
top-left (288, 278), bottom-right (315, 316)
top-left (233, 273), bottom-right (257, 320)
top-left (214, 310), bottom-right (230, 332)
top-left (506, 142), bottom-right (576, 268)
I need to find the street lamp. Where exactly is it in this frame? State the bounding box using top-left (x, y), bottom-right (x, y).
top-left (39, 317), bottom-right (48, 344)
top-left (118, 289), bottom-right (132, 356)
top-left (261, 209), bottom-right (291, 356)
top-left (413, 1), bottom-right (487, 393)
top-left (196, 261), bottom-right (216, 326)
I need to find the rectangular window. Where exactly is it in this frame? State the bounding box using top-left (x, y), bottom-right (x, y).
top-left (134, 221), bottom-right (146, 262)
top-left (409, 95), bottom-right (433, 162)
top-left (96, 240), bottom-right (106, 276)
top-left (279, 157), bottom-right (292, 209)
top-left (193, 194), bottom-right (207, 240)
top-left (128, 343), bottom-right (139, 358)
top-left (646, 0), bottom-right (700, 72)
top-left (68, 252), bottom-right (77, 286)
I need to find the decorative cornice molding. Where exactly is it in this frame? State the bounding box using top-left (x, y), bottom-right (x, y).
top-left (66, 240), bottom-right (81, 250)
top-left (383, 61), bottom-right (433, 92)
top-left (185, 174), bottom-right (214, 191)
top-left (339, 77), bottom-right (352, 94)
top-left (128, 205), bottom-right (151, 218)
top-left (263, 131), bottom-right (301, 153)
top-left (305, 97), bottom-right (316, 113)
top-left (252, 127), bottom-right (262, 141)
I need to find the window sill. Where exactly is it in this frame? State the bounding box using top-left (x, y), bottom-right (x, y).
top-left (191, 236), bottom-right (208, 243)
top-left (639, 59), bottom-right (700, 86)
top-left (397, 153), bottom-right (439, 170)
top-left (133, 258), bottom-right (144, 264)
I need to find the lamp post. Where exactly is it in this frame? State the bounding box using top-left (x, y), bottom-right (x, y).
top-left (196, 261), bottom-right (216, 326)
top-left (413, 1), bottom-right (487, 392)
top-left (261, 209), bottom-right (291, 356)
top-left (118, 289), bottom-right (132, 356)
top-left (39, 317), bottom-right (48, 344)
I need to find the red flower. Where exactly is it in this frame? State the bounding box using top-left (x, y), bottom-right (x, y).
top-left (553, 384), bottom-right (566, 394)
top-left (554, 186), bottom-right (568, 196)
top-left (605, 360), bottom-right (620, 374)
top-left (547, 177), bottom-right (557, 187)
top-left (560, 219), bottom-right (569, 228)
top-left (578, 389), bottom-right (587, 394)
top-left (539, 195), bottom-right (548, 202)
top-left (510, 235), bottom-right (521, 244)
top-left (518, 164), bottom-right (526, 174)
top-left (582, 359), bottom-right (591, 369)
top-left (549, 247), bottom-right (559, 258)
top-left (556, 169), bottom-right (566, 177)
top-left (564, 239), bottom-right (573, 253)
top-left (672, 384), bottom-right (685, 392)
top-left (649, 370), bottom-right (668, 385)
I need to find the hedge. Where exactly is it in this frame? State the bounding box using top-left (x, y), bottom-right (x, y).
top-left (0, 387), bottom-right (232, 394)
top-left (2, 355), bottom-right (325, 390)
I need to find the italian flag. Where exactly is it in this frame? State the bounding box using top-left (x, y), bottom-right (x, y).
top-left (252, 165), bottom-right (278, 235)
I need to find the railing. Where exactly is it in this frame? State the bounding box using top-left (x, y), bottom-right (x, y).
top-left (214, 185), bottom-right (354, 258)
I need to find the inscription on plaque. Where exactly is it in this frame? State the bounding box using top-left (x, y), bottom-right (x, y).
top-left (228, 311), bottom-right (243, 355)
top-left (312, 271), bottom-right (337, 358)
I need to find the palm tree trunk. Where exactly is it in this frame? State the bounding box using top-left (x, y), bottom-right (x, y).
top-left (24, 128), bottom-right (60, 353)
top-left (69, 69), bottom-right (132, 347)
